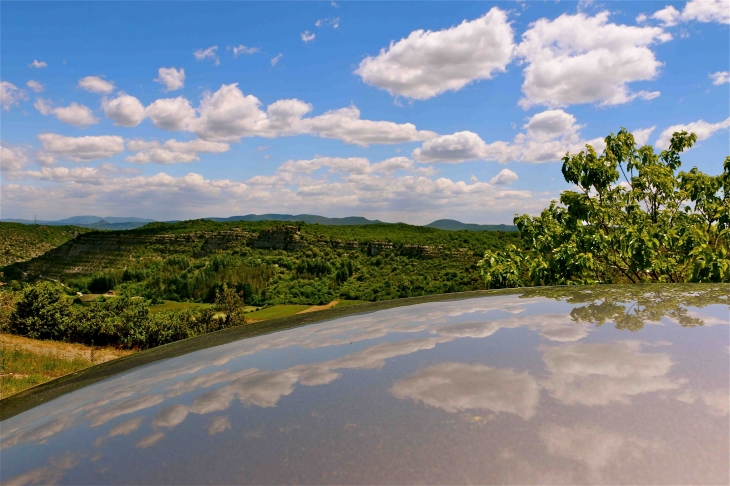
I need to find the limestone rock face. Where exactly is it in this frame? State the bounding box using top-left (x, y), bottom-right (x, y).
top-left (252, 226), bottom-right (306, 251)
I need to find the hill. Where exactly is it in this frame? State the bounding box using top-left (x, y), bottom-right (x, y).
top-left (426, 219), bottom-right (518, 232)
top-left (2, 219), bottom-right (520, 305)
top-left (4, 214), bottom-right (516, 231)
top-left (206, 214), bottom-right (384, 225)
top-left (0, 223), bottom-right (94, 267)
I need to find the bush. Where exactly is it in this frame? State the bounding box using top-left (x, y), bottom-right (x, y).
top-left (9, 283), bottom-right (74, 340)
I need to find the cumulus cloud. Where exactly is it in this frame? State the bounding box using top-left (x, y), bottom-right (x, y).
top-left (0, 81), bottom-right (28, 110)
top-left (102, 93), bottom-right (146, 126)
top-left (193, 45), bottom-right (219, 65)
top-left (355, 8), bottom-right (514, 100)
top-left (125, 138), bottom-right (230, 164)
top-left (271, 53), bottom-right (283, 66)
top-left (190, 84), bottom-right (436, 146)
top-left (232, 45), bottom-right (260, 56)
top-left (38, 133), bottom-right (126, 162)
top-left (489, 168), bottom-right (518, 185)
top-left (515, 11), bottom-right (669, 108)
top-left (541, 341), bottom-right (684, 406)
top-left (28, 59), bottom-right (48, 68)
top-left (710, 71), bottom-right (730, 85)
top-left (154, 67), bottom-right (185, 91)
top-left (301, 31), bottom-right (316, 42)
top-left (4, 154), bottom-right (546, 223)
top-left (413, 109), bottom-right (603, 164)
top-left (78, 76), bottom-right (115, 94)
top-left (26, 80), bottom-right (44, 93)
top-left (391, 362), bottom-right (540, 420)
top-left (655, 116), bottom-right (730, 149)
top-left (1, 144), bottom-right (30, 173)
top-left (207, 416), bottom-right (231, 435)
top-left (632, 126), bottom-right (656, 146)
top-left (34, 98), bottom-right (99, 127)
top-left (651, 0), bottom-right (730, 26)
top-left (540, 424), bottom-right (664, 474)
top-left (145, 96), bottom-right (196, 131)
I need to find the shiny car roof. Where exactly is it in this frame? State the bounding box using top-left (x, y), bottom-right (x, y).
top-left (2, 284), bottom-right (728, 485)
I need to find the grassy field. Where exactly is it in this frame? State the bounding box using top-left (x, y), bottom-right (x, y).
top-left (247, 304), bottom-right (310, 321)
top-left (335, 299), bottom-right (367, 307)
top-left (0, 333), bottom-right (133, 398)
top-left (148, 300), bottom-right (216, 313)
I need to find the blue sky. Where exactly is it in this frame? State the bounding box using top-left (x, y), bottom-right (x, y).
top-left (1, 1), bottom-right (728, 224)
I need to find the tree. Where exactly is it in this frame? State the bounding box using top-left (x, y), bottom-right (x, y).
top-left (479, 129), bottom-right (730, 287)
top-left (9, 283), bottom-right (74, 340)
top-left (215, 283), bottom-right (247, 326)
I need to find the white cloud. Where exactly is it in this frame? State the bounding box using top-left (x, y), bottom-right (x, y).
top-left (35, 99), bottom-right (99, 127)
top-left (515, 11), bottom-right (669, 108)
top-left (102, 93), bottom-right (146, 127)
top-left (78, 76), bottom-right (115, 94)
top-left (681, 0), bottom-right (730, 24)
top-left (632, 126), bottom-right (656, 146)
top-left (710, 71), bottom-right (730, 85)
top-left (125, 138), bottom-right (230, 164)
top-left (315, 17), bottom-right (340, 28)
top-left (542, 341), bottom-right (684, 406)
top-left (145, 96), bottom-right (196, 131)
top-left (0, 81), bottom-right (28, 110)
top-left (193, 46), bottom-right (219, 65)
top-left (540, 424), bottom-right (664, 475)
top-left (190, 84), bottom-right (436, 146)
top-left (652, 5), bottom-right (682, 26)
top-left (26, 80), bottom-right (44, 93)
top-left (655, 116), bottom-right (730, 149)
top-left (4, 155), bottom-right (546, 223)
top-left (38, 133), bottom-right (126, 162)
top-left (28, 60), bottom-right (48, 68)
top-left (413, 109), bottom-right (603, 164)
top-left (391, 362), bottom-right (540, 420)
top-left (489, 168), bottom-right (518, 185)
top-left (675, 388), bottom-right (730, 416)
top-left (301, 31), bottom-right (316, 42)
top-left (207, 416), bottom-right (231, 435)
top-left (1, 144), bottom-right (30, 173)
top-left (232, 45), bottom-right (260, 56)
top-left (271, 53), bottom-right (283, 66)
top-left (154, 67), bottom-right (185, 91)
top-left (355, 8), bottom-right (514, 100)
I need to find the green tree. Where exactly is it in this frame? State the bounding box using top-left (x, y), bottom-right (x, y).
top-left (215, 283), bottom-right (247, 326)
top-left (479, 129), bottom-right (730, 287)
top-left (9, 283), bottom-right (74, 340)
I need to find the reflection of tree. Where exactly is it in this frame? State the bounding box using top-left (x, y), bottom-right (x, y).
top-left (520, 284), bottom-right (728, 331)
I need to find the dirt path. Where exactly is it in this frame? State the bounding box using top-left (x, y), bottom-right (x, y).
top-left (296, 300), bottom-right (340, 314)
top-left (0, 333), bottom-right (133, 364)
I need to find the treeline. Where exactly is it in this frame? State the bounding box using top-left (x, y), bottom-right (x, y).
top-left (2, 283), bottom-right (246, 349)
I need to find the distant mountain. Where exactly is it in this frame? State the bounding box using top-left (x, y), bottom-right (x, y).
top-left (3, 214), bottom-right (516, 232)
top-left (425, 219), bottom-right (518, 232)
top-left (3, 216), bottom-right (155, 230)
top-left (206, 214), bottom-right (385, 226)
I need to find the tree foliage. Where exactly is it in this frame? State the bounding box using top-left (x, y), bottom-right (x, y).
top-left (479, 129), bottom-right (730, 287)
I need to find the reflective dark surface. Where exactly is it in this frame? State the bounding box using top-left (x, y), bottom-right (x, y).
top-left (2, 285), bottom-right (728, 485)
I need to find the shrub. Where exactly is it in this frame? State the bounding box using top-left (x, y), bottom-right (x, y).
top-left (9, 283), bottom-right (74, 340)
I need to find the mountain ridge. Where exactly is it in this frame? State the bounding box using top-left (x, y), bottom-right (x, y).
top-left (3, 214), bottom-right (517, 232)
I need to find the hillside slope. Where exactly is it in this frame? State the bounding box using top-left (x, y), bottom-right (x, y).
top-left (426, 219), bottom-right (518, 232)
top-left (4, 220), bottom-right (519, 305)
top-left (0, 223), bottom-right (94, 267)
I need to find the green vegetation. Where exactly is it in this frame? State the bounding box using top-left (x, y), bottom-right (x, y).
top-left (3, 221), bottom-right (518, 306)
top-left (0, 345), bottom-right (91, 398)
top-left (480, 130), bottom-right (730, 287)
top-left (6, 283), bottom-right (245, 350)
top-left (248, 304), bottom-right (310, 320)
top-left (0, 222), bottom-right (93, 266)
